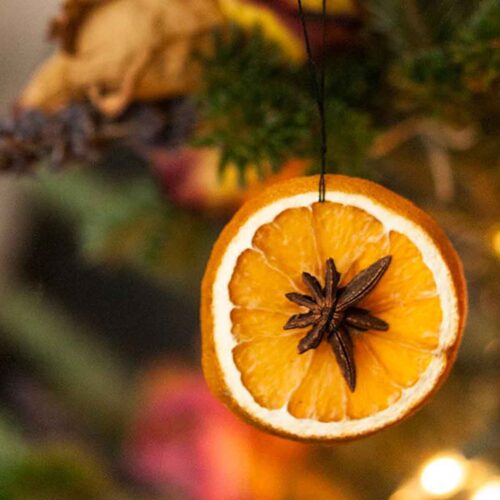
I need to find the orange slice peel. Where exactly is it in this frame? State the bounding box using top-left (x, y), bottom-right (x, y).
top-left (201, 175), bottom-right (467, 442)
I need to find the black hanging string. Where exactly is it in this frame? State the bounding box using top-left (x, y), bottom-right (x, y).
top-left (297, 0), bottom-right (328, 202)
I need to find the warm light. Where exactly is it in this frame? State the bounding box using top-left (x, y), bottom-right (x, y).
top-left (420, 454), bottom-right (466, 496)
top-left (491, 228), bottom-right (500, 257)
top-left (472, 479), bottom-right (500, 500)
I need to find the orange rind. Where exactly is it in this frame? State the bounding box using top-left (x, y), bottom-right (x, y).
top-left (201, 175), bottom-right (467, 442)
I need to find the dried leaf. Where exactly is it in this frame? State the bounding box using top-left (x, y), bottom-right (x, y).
top-left (21, 0), bottom-right (224, 116)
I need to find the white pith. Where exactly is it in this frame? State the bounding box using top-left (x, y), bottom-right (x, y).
top-left (211, 190), bottom-right (460, 439)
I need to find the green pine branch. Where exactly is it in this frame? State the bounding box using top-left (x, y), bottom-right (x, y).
top-left (365, 0), bottom-right (483, 50)
top-left (195, 26), bottom-right (380, 178)
top-left (195, 4), bottom-right (498, 180)
top-left (394, 0), bottom-right (500, 122)
top-left (195, 27), bottom-right (312, 174)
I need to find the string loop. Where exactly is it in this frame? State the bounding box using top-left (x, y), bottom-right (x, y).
top-left (297, 0), bottom-right (328, 202)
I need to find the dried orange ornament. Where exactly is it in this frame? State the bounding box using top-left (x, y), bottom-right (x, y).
top-left (201, 175), bottom-right (467, 442)
top-left (201, 2), bottom-right (465, 443)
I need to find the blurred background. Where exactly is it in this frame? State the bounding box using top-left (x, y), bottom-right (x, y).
top-left (0, 1), bottom-right (498, 499)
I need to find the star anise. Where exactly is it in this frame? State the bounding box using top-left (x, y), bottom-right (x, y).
top-left (284, 256), bottom-right (392, 392)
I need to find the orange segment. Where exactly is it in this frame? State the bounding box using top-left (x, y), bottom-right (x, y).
top-left (233, 336), bottom-right (312, 409)
top-left (312, 202), bottom-right (386, 274)
top-left (362, 335), bottom-right (434, 388)
top-left (230, 213), bottom-right (441, 421)
top-left (372, 297), bottom-right (443, 350)
top-left (344, 232), bottom-right (391, 283)
top-left (345, 339), bottom-right (402, 419)
top-left (229, 249), bottom-right (297, 312)
top-left (288, 343), bottom-right (345, 422)
top-left (202, 175), bottom-right (466, 442)
top-left (340, 234), bottom-right (391, 286)
top-left (362, 232), bottom-right (438, 312)
top-left (253, 207), bottom-right (320, 288)
top-left (231, 307), bottom-right (294, 342)
top-left (229, 207), bottom-right (444, 420)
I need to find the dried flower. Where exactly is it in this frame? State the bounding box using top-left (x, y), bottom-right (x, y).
top-left (21, 0), bottom-right (223, 117)
top-left (0, 103), bottom-right (102, 171)
top-left (0, 98), bottom-right (198, 173)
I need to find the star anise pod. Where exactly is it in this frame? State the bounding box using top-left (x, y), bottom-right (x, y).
top-left (284, 256), bottom-right (392, 392)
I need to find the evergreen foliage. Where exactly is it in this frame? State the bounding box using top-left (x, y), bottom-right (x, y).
top-left (395, 0), bottom-right (500, 122)
top-left (196, 27), bottom-right (381, 176)
top-left (195, 1), bottom-right (499, 177)
top-left (195, 28), bottom-right (312, 174)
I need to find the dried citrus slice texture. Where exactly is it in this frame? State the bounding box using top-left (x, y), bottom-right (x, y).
top-left (202, 175), bottom-right (466, 442)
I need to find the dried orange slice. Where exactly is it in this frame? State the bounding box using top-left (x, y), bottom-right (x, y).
top-left (201, 175), bottom-right (466, 442)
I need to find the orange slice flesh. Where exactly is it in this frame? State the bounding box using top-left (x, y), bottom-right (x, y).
top-left (230, 203), bottom-right (440, 421)
top-left (202, 175), bottom-right (466, 442)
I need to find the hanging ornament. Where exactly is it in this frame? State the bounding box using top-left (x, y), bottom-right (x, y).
top-left (200, 1), bottom-right (467, 442)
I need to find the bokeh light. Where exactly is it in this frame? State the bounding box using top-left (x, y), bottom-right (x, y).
top-left (491, 226), bottom-right (500, 258)
top-left (419, 454), bottom-right (467, 497)
top-left (472, 479), bottom-right (500, 500)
